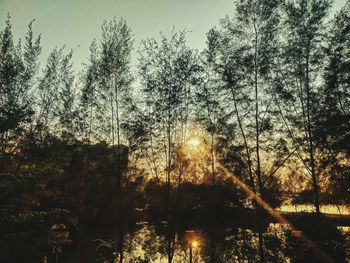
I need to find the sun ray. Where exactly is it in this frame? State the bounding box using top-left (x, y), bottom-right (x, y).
top-left (217, 162), bottom-right (334, 263)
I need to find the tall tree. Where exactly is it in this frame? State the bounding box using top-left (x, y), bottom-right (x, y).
top-left (194, 29), bottom-right (229, 263)
top-left (80, 40), bottom-right (100, 144)
top-left (57, 50), bottom-right (78, 141)
top-left (138, 30), bottom-right (199, 263)
top-left (99, 18), bottom-right (133, 147)
top-left (323, 0), bottom-right (350, 117)
top-left (35, 47), bottom-right (62, 139)
top-left (0, 16), bottom-right (41, 168)
top-left (277, 0), bottom-right (332, 214)
top-left (208, 1), bottom-right (282, 262)
top-left (84, 17), bottom-right (133, 263)
top-left (316, 0), bottom-right (350, 207)
top-left (81, 18), bottom-right (133, 146)
top-left (196, 29), bottom-right (227, 188)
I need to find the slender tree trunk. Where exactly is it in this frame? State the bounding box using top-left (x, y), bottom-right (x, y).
top-left (211, 132), bottom-right (215, 188)
top-left (167, 138), bottom-right (172, 263)
top-left (231, 87), bottom-right (255, 192)
top-left (167, 96), bottom-right (173, 263)
top-left (210, 131), bottom-right (217, 263)
top-left (231, 84), bottom-right (264, 261)
top-left (148, 105), bottom-right (159, 179)
top-left (203, 68), bottom-right (217, 263)
top-left (109, 78), bottom-right (124, 263)
top-left (305, 51), bottom-right (320, 215)
top-left (115, 84), bottom-right (121, 147)
top-left (114, 76), bottom-right (124, 263)
top-left (0, 131), bottom-right (8, 171)
top-left (253, 22), bottom-right (265, 263)
top-left (88, 103), bottom-right (93, 144)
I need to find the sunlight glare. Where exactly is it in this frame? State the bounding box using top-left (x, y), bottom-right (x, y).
top-left (191, 240), bottom-right (198, 249)
top-left (217, 162), bottom-right (334, 263)
top-left (187, 137), bottom-right (201, 147)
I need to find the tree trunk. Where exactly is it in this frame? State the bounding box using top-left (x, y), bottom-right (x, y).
top-left (114, 76), bottom-right (124, 263)
top-left (167, 96), bottom-right (173, 263)
top-left (305, 50), bottom-right (320, 215)
top-left (254, 21), bottom-right (265, 263)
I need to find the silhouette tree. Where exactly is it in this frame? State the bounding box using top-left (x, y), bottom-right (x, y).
top-left (276, 0), bottom-right (332, 214)
top-left (138, 30), bottom-right (199, 263)
top-left (84, 17), bottom-right (133, 263)
top-left (316, 0), bottom-right (350, 207)
top-left (206, 1), bottom-right (283, 261)
top-left (0, 16), bottom-right (40, 166)
top-left (57, 50), bottom-right (78, 142)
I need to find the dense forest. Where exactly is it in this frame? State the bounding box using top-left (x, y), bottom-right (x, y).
top-left (1, 0), bottom-right (350, 262)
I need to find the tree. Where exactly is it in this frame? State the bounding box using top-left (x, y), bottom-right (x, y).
top-left (277, 0), bottom-right (333, 214)
top-left (57, 50), bottom-right (78, 141)
top-left (0, 16), bottom-right (41, 167)
top-left (193, 29), bottom-right (233, 263)
top-left (34, 47), bottom-right (63, 139)
top-left (0, 173), bottom-right (71, 263)
top-left (195, 29), bottom-right (227, 188)
top-left (315, 0), bottom-right (350, 207)
top-left (80, 40), bottom-right (100, 144)
top-left (206, 1), bottom-right (283, 262)
top-left (82, 17), bottom-right (133, 263)
top-left (138, 30), bottom-right (199, 263)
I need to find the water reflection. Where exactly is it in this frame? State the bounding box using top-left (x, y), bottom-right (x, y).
top-left (279, 204), bottom-right (350, 215)
top-left (94, 221), bottom-right (349, 263)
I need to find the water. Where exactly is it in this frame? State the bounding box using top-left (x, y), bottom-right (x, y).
top-left (93, 220), bottom-right (349, 263)
top-left (279, 204), bottom-right (350, 215)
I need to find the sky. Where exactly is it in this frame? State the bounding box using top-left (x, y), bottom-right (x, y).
top-left (0, 0), bottom-right (348, 71)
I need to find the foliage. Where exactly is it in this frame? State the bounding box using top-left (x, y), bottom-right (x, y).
top-left (1, 2), bottom-right (350, 262)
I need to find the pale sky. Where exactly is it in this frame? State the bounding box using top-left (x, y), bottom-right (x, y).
top-left (0, 0), bottom-right (347, 71)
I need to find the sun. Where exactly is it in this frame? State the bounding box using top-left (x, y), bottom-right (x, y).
top-left (191, 240), bottom-right (199, 249)
top-left (187, 137), bottom-right (201, 147)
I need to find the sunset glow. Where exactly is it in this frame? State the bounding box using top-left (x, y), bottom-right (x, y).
top-left (1, 0), bottom-right (349, 262)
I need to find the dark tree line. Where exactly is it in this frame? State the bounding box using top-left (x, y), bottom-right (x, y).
top-left (0, 0), bottom-right (349, 262)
